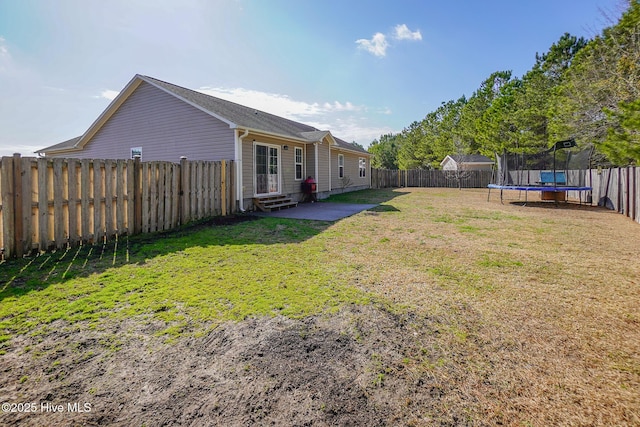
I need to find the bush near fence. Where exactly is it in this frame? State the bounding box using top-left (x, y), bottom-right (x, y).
top-left (371, 167), bottom-right (640, 225)
top-left (0, 154), bottom-right (235, 259)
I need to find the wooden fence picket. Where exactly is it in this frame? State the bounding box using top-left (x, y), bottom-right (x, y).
top-left (0, 155), bottom-right (237, 260)
top-left (4, 156), bottom-right (637, 260)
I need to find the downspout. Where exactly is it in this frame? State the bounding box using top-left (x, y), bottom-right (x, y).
top-left (303, 143), bottom-right (307, 180)
top-left (328, 145), bottom-right (332, 192)
top-left (368, 155), bottom-right (371, 189)
top-left (314, 142), bottom-right (319, 196)
top-left (236, 129), bottom-right (249, 212)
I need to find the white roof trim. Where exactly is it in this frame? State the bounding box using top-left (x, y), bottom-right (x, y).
top-left (440, 155), bottom-right (492, 166)
top-left (64, 75), bottom-right (239, 152)
top-left (238, 127), bottom-right (318, 144)
top-left (72, 75), bottom-right (144, 150)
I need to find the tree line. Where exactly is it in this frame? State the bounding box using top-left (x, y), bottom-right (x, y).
top-left (369, 1), bottom-right (640, 169)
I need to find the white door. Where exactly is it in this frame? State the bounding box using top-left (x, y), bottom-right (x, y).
top-left (255, 143), bottom-right (280, 195)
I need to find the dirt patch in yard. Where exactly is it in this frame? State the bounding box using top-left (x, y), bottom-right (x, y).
top-left (0, 304), bottom-right (479, 426)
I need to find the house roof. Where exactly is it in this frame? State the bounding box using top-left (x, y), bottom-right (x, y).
top-left (37, 136), bottom-right (82, 152)
top-left (38, 74), bottom-right (369, 156)
top-left (444, 154), bottom-right (493, 164)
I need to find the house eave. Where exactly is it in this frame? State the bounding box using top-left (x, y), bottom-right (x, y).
top-left (240, 127), bottom-right (323, 145)
top-left (37, 147), bottom-right (83, 156)
top-left (333, 146), bottom-right (371, 156)
top-left (238, 126), bottom-right (336, 145)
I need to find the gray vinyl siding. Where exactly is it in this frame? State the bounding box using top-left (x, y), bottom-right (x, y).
top-left (241, 139), bottom-right (254, 198)
top-left (280, 142), bottom-right (305, 196)
top-left (305, 145), bottom-right (316, 182)
top-left (57, 82), bottom-right (235, 162)
top-left (317, 141), bottom-right (330, 192)
top-left (331, 150), bottom-right (369, 190)
top-left (241, 133), bottom-right (306, 199)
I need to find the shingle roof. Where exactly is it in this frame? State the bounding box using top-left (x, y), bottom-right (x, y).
top-left (39, 75), bottom-right (370, 155)
top-left (143, 76), bottom-right (368, 154)
top-left (37, 136), bottom-right (81, 153)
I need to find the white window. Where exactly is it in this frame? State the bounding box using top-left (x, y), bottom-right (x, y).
top-left (131, 147), bottom-right (142, 160)
top-left (338, 154), bottom-right (344, 179)
top-left (359, 157), bottom-right (366, 178)
top-left (294, 147), bottom-right (303, 180)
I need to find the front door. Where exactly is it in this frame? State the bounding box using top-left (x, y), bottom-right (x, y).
top-left (255, 143), bottom-right (280, 195)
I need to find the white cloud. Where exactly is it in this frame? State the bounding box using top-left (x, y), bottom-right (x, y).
top-left (356, 24), bottom-right (422, 57)
top-left (100, 89), bottom-right (120, 100)
top-left (355, 33), bottom-right (388, 57)
top-left (0, 36), bottom-right (12, 72)
top-left (393, 24), bottom-right (422, 41)
top-left (323, 101), bottom-right (358, 112)
top-left (197, 87), bottom-right (362, 118)
top-left (0, 144), bottom-right (44, 157)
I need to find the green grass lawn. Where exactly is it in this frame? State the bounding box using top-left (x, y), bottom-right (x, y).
top-left (0, 216), bottom-right (370, 345)
top-left (1, 187), bottom-right (638, 425)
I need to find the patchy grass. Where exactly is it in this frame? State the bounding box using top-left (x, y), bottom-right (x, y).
top-left (328, 188), bottom-right (640, 425)
top-left (1, 188), bottom-right (639, 426)
top-left (0, 217), bottom-right (369, 342)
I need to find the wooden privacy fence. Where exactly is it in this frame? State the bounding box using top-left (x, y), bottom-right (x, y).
top-left (372, 168), bottom-right (493, 189)
top-left (501, 167), bottom-right (639, 223)
top-left (0, 154), bottom-right (235, 259)
top-left (371, 166), bottom-right (639, 225)
top-left (585, 167), bottom-right (639, 224)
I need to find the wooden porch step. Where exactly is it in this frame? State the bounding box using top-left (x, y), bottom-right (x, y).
top-left (253, 196), bottom-right (298, 212)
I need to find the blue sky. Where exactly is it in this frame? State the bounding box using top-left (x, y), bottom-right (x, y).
top-left (0, 0), bottom-right (622, 156)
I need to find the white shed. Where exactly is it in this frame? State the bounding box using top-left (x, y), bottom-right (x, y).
top-left (440, 154), bottom-right (494, 171)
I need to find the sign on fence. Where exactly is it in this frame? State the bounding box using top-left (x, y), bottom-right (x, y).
top-left (0, 155), bottom-right (235, 259)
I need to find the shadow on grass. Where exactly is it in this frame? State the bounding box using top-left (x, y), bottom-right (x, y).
top-left (323, 188), bottom-right (408, 205)
top-left (0, 188), bottom-right (406, 303)
top-left (368, 205), bottom-right (401, 213)
top-left (508, 201), bottom-right (620, 213)
top-left (0, 215), bottom-right (332, 303)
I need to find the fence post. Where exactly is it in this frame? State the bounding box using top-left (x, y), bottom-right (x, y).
top-left (133, 157), bottom-right (142, 235)
top-left (53, 158), bottom-right (65, 249)
top-left (221, 160), bottom-right (227, 217)
top-left (231, 160), bottom-right (236, 213)
top-left (13, 153), bottom-right (24, 258)
top-left (624, 166), bottom-right (633, 218)
top-left (1, 156), bottom-right (15, 258)
top-left (180, 157), bottom-right (189, 225)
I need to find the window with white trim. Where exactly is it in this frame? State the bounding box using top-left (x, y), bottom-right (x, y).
top-left (294, 147), bottom-right (303, 180)
top-left (359, 157), bottom-right (366, 177)
top-left (338, 154), bottom-right (344, 178)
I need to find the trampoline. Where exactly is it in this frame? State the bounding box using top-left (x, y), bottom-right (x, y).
top-left (487, 139), bottom-right (593, 205)
top-left (487, 184), bottom-right (592, 204)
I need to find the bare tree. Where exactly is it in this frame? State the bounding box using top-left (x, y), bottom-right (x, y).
top-left (444, 139), bottom-right (474, 189)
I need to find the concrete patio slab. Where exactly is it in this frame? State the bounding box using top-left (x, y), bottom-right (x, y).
top-left (252, 202), bottom-right (378, 221)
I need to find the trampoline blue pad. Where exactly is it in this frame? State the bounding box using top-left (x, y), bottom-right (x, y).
top-left (488, 184), bottom-right (592, 192)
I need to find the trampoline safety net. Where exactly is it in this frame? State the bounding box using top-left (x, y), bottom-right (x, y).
top-left (492, 144), bottom-right (593, 187)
